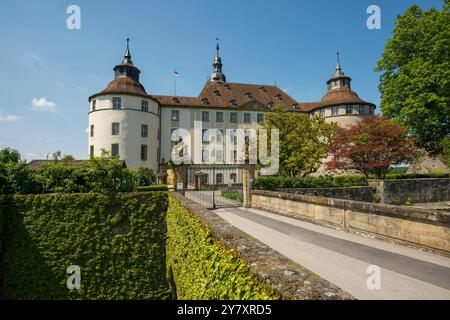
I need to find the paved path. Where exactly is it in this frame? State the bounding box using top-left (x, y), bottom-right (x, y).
top-left (213, 206), bottom-right (450, 300)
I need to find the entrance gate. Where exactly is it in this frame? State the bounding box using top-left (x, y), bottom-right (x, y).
top-left (182, 165), bottom-right (244, 209)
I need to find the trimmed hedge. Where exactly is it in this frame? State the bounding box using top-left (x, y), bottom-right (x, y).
top-left (0, 193), bottom-right (172, 300)
top-left (379, 172), bottom-right (449, 180)
top-left (166, 194), bottom-right (277, 300)
top-left (137, 185), bottom-right (169, 192)
top-left (254, 175), bottom-right (368, 190)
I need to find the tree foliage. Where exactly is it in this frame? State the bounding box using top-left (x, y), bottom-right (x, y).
top-left (326, 116), bottom-right (418, 179)
top-left (0, 148), bottom-right (142, 195)
top-left (262, 106), bottom-right (338, 177)
top-left (375, 1), bottom-right (450, 154)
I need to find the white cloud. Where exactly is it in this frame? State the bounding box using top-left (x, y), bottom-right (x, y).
top-left (27, 153), bottom-right (38, 158)
top-left (0, 115), bottom-right (20, 121)
top-left (32, 98), bottom-right (57, 112)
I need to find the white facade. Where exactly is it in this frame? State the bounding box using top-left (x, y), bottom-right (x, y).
top-left (88, 94), bottom-right (160, 171)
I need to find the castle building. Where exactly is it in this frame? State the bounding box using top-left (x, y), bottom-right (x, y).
top-left (88, 40), bottom-right (375, 184)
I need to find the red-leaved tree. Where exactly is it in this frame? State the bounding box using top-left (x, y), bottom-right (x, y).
top-left (326, 116), bottom-right (417, 178)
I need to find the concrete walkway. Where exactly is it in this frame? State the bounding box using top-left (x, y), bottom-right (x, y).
top-left (214, 206), bottom-right (450, 300)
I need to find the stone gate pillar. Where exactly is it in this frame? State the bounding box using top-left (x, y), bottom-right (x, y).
top-left (243, 165), bottom-right (255, 208)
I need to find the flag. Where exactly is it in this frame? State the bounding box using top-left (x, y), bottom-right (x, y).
top-left (174, 70), bottom-right (179, 76)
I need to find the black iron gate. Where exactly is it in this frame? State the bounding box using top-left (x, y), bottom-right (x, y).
top-left (182, 165), bottom-right (243, 209)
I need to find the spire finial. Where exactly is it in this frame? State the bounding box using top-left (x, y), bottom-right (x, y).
top-left (123, 37), bottom-right (132, 64)
top-left (216, 37), bottom-right (220, 56)
top-left (336, 51), bottom-right (341, 71)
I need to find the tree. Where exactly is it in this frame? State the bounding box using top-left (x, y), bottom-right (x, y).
top-left (0, 148), bottom-right (38, 194)
top-left (326, 116), bottom-right (418, 179)
top-left (88, 149), bottom-right (138, 193)
top-left (137, 167), bottom-right (155, 186)
top-left (263, 106), bottom-right (338, 176)
top-left (0, 148), bottom-right (21, 164)
top-left (375, 1), bottom-right (450, 154)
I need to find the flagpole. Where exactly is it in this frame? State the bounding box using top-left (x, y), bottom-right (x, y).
top-left (174, 76), bottom-right (177, 97)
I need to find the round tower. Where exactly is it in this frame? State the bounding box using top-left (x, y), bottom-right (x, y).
top-left (88, 39), bottom-right (160, 171)
top-left (315, 52), bottom-right (376, 127)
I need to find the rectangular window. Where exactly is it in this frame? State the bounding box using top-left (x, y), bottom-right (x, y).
top-left (230, 112), bottom-right (238, 123)
top-left (230, 150), bottom-right (237, 162)
top-left (346, 105), bottom-right (353, 115)
top-left (201, 111), bottom-right (209, 122)
top-left (141, 100), bottom-right (148, 112)
top-left (141, 124), bottom-right (148, 137)
top-left (320, 109), bottom-right (325, 117)
top-left (202, 129), bottom-right (209, 143)
top-left (141, 144), bottom-right (148, 161)
top-left (369, 106), bottom-right (374, 115)
top-left (171, 110), bottom-right (180, 121)
top-left (230, 173), bottom-right (236, 183)
top-left (244, 113), bottom-right (251, 123)
top-left (89, 145), bottom-right (94, 158)
top-left (92, 100), bottom-right (96, 111)
top-left (112, 97), bottom-right (121, 109)
top-left (358, 105), bottom-right (365, 114)
top-left (332, 106), bottom-right (339, 116)
top-left (216, 112), bottom-right (223, 122)
top-left (171, 128), bottom-right (179, 141)
top-left (216, 129), bottom-right (223, 144)
top-left (111, 144), bottom-right (119, 157)
top-left (257, 113), bottom-right (264, 123)
top-left (112, 123), bottom-right (120, 135)
top-left (202, 174), bottom-right (208, 185)
top-left (215, 150), bottom-right (223, 162)
top-left (90, 125), bottom-right (94, 137)
top-left (216, 173), bottom-right (223, 184)
top-left (202, 149), bottom-right (209, 162)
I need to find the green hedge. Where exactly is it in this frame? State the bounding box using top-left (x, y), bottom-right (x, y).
top-left (379, 172), bottom-right (449, 180)
top-left (166, 194), bottom-right (278, 300)
top-left (254, 175), bottom-right (368, 190)
top-left (137, 185), bottom-right (169, 192)
top-left (0, 193), bottom-right (172, 300)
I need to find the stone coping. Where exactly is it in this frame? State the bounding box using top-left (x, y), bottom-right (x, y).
top-left (251, 190), bottom-right (450, 227)
top-left (171, 192), bottom-right (353, 300)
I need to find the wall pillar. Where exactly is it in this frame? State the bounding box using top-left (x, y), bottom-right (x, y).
top-left (243, 165), bottom-right (255, 208)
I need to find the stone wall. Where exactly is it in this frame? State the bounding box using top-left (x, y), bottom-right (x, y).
top-left (275, 186), bottom-right (373, 202)
top-left (369, 178), bottom-right (450, 205)
top-left (171, 192), bottom-right (353, 300)
top-left (251, 190), bottom-right (450, 254)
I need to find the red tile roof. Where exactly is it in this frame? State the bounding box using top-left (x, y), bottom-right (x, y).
top-left (299, 88), bottom-right (375, 112)
top-left (154, 81), bottom-right (301, 110)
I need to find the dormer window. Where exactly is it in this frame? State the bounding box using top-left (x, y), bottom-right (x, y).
top-left (259, 87), bottom-right (267, 93)
top-left (213, 90), bottom-right (220, 97)
top-left (172, 97), bottom-right (180, 103)
top-left (292, 104), bottom-right (298, 109)
top-left (229, 100), bottom-right (237, 107)
top-left (224, 84), bottom-right (231, 90)
top-left (202, 98), bottom-right (209, 105)
top-left (268, 102), bottom-right (274, 108)
top-left (275, 94), bottom-right (282, 101)
top-left (245, 92), bottom-right (252, 99)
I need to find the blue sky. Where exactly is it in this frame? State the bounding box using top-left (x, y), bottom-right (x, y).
top-left (0, 0), bottom-right (444, 161)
